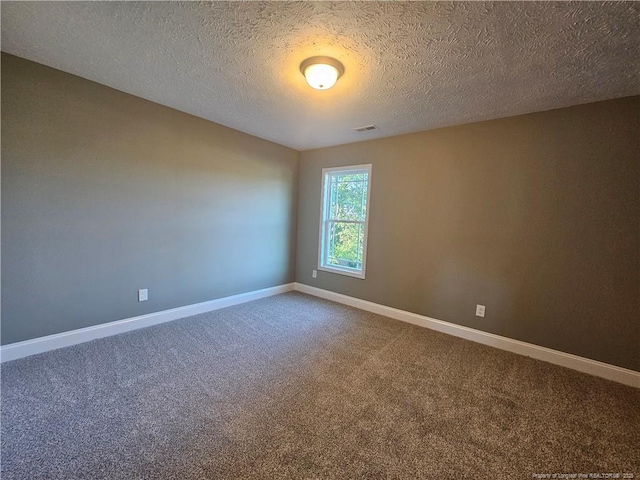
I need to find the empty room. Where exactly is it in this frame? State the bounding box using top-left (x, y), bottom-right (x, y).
top-left (1, 2), bottom-right (638, 479)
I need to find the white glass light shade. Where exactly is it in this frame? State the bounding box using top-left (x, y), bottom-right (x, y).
top-left (304, 63), bottom-right (339, 90)
top-left (300, 56), bottom-right (345, 90)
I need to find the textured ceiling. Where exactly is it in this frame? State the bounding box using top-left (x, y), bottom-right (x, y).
top-left (2, 1), bottom-right (638, 150)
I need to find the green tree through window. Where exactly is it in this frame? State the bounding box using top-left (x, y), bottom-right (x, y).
top-left (319, 165), bottom-right (371, 278)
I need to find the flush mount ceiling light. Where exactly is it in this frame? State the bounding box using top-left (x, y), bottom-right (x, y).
top-left (300, 56), bottom-right (345, 90)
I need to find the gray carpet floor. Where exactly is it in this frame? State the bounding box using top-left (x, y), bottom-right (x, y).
top-left (1, 292), bottom-right (638, 479)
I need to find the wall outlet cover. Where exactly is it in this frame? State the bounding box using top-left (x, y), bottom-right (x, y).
top-left (476, 304), bottom-right (486, 317)
top-left (312, 270), bottom-right (317, 278)
top-left (138, 289), bottom-right (148, 302)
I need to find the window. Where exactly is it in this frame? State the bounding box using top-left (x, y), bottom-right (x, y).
top-left (318, 164), bottom-right (372, 279)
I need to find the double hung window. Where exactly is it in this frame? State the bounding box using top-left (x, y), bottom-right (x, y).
top-left (318, 164), bottom-right (372, 279)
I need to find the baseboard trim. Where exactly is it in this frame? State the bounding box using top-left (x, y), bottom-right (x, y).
top-left (0, 283), bottom-right (295, 363)
top-left (294, 283), bottom-right (640, 388)
top-left (4, 282), bottom-right (637, 388)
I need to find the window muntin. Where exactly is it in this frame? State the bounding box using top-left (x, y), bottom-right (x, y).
top-left (319, 164), bottom-right (371, 279)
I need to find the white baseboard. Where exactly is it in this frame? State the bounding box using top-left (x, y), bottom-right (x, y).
top-left (0, 283), bottom-right (295, 363)
top-left (294, 283), bottom-right (640, 388)
top-left (4, 281), bottom-right (637, 388)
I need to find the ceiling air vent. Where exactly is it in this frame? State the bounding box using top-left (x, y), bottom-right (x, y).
top-left (353, 125), bottom-right (378, 133)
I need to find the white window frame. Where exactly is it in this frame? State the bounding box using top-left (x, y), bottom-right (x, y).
top-left (318, 164), bottom-right (372, 279)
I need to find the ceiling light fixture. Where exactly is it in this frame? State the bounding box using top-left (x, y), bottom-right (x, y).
top-left (300, 56), bottom-right (345, 90)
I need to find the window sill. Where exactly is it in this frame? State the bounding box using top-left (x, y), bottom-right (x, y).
top-left (317, 265), bottom-right (366, 280)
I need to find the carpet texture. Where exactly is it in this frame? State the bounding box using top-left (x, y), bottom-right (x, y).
top-left (1, 292), bottom-right (638, 479)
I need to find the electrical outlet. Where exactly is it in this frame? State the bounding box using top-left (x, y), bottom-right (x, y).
top-left (476, 304), bottom-right (485, 317)
top-left (138, 289), bottom-right (148, 302)
top-left (312, 270), bottom-right (317, 278)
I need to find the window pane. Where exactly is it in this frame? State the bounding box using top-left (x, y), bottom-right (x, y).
top-left (328, 172), bottom-right (367, 221)
top-left (327, 221), bottom-right (364, 270)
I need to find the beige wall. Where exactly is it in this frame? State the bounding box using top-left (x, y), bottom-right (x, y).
top-left (1, 53), bottom-right (299, 344)
top-left (296, 97), bottom-right (639, 371)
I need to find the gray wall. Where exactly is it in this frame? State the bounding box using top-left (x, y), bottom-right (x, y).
top-left (296, 97), bottom-right (639, 371)
top-left (1, 53), bottom-right (299, 344)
